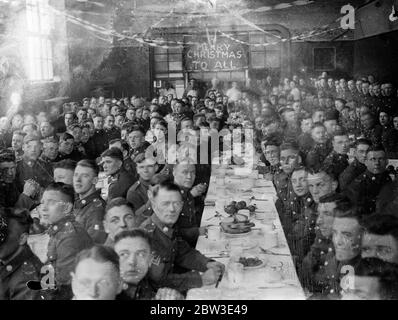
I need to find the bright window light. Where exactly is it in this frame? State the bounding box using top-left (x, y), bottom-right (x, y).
top-left (26, 0), bottom-right (53, 81)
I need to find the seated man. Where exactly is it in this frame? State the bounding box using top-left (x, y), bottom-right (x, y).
top-left (274, 142), bottom-right (301, 209)
top-left (339, 138), bottom-right (370, 191)
top-left (73, 160), bottom-right (107, 244)
top-left (0, 208), bottom-right (43, 300)
top-left (172, 162), bottom-right (207, 247)
top-left (340, 257), bottom-right (398, 300)
top-left (109, 138), bottom-right (137, 179)
top-left (305, 123), bottom-right (332, 171)
top-left (322, 131), bottom-right (350, 179)
top-left (41, 182), bottom-right (93, 299)
top-left (312, 202), bottom-right (363, 299)
top-left (360, 214), bottom-right (398, 264)
top-left (258, 138), bottom-right (281, 180)
top-left (126, 153), bottom-right (158, 212)
top-left (103, 198), bottom-right (140, 248)
top-left (293, 168), bottom-right (338, 267)
top-left (346, 145), bottom-right (391, 216)
top-left (53, 159), bottom-right (76, 186)
top-left (301, 194), bottom-right (347, 293)
top-left (0, 149), bottom-right (40, 210)
top-left (16, 133), bottom-right (53, 191)
top-left (140, 182), bottom-right (224, 292)
top-left (40, 136), bottom-right (59, 163)
top-left (100, 148), bottom-right (136, 200)
top-left (55, 132), bottom-right (83, 162)
top-left (114, 229), bottom-right (184, 300)
top-left (10, 130), bottom-right (25, 162)
top-left (71, 245), bottom-right (122, 300)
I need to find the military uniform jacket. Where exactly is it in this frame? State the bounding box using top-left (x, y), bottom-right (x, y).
top-left (346, 170), bottom-right (391, 216)
top-left (273, 171), bottom-right (290, 204)
top-left (376, 179), bottom-right (398, 216)
top-left (116, 277), bottom-right (156, 300)
top-left (313, 252), bottom-right (361, 298)
top-left (73, 190), bottom-right (107, 244)
top-left (46, 215), bottom-right (93, 286)
top-left (92, 130), bottom-right (108, 157)
top-left (126, 178), bottom-right (150, 211)
top-left (301, 231), bottom-right (333, 293)
top-left (361, 125), bottom-right (383, 147)
top-left (292, 197), bottom-right (318, 265)
top-left (0, 245), bottom-right (43, 300)
top-left (107, 168), bottom-right (137, 201)
top-left (140, 215), bottom-right (210, 292)
top-left (339, 159), bottom-right (366, 191)
top-left (305, 143), bottom-right (332, 171)
top-left (104, 127), bottom-right (121, 144)
top-left (0, 181), bottom-right (36, 209)
top-left (129, 141), bottom-right (151, 162)
top-left (15, 158), bottom-right (53, 191)
top-left (176, 188), bottom-right (200, 247)
top-left (322, 151), bottom-right (349, 179)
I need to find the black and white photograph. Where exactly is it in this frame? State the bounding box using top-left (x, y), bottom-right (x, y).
top-left (1, 0), bottom-right (398, 304)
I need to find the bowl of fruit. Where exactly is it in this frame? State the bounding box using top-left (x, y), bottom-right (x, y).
top-left (220, 201), bottom-right (257, 236)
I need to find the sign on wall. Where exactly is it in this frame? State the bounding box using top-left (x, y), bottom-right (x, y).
top-left (185, 37), bottom-right (248, 72)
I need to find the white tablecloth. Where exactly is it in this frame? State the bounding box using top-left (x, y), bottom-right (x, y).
top-left (187, 166), bottom-right (306, 300)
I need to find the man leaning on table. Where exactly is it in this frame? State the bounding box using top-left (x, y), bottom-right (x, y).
top-left (140, 181), bottom-right (225, 293)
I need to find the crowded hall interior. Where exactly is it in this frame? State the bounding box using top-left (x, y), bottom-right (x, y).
top-left (1, 0), bottom-right (398, 301)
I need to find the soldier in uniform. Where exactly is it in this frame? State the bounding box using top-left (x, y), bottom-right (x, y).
top-left (274, 142), bottom-right (301, 213)
top-left (360, 112), bottom-right (383, 147)
top-left (91, 115), bottom-right (108, 157)
top-left (321, 131), bottom-right (350, 180)
top-left (339, 138), bottom-right (370, 191)
top-left (73, 160), bottom-right (107, 244)
top-left (293, 169), bottom-right (338, 271)
top-left (126, 153), bottom-right (158, 212)
top-left (55, 133), bottom-right (83, 162)
top-left (126, 125), bottom-right (151, 161)
top-left (140, 182), bottom-right (224, 292)
top-left (114, 229), bottom-right (184, 300)
top-left (258, 137), bottom-right (282, 180)
top-left (346, 146), bottom-right (391, 216)
top-left (103, 115), bottom-right (121, 145)
top-left (15, 133), bottom-right (53, 192)
top-left (305, 123), bottom-right (332, 171)
top-left (10, 131), bottom-right (25, 162)
top-left (0, 208), bottom-right (43, 300)
top-left (311, 204), bottom-right (362, 299)
top-left (0, 149), bottom-right (39, 210)
top-left (41, 182), bottom-right (93, 300)
top-left (103, 198), bottom-right (141, 248)
top-left (40, 136), bottom-right (59, 164)
top-left (109, 139), bottom-right (137, 179)
top-left (100, 148), bottom-right (137, 200)
top-left (172, 162), bottom-right (207, 247)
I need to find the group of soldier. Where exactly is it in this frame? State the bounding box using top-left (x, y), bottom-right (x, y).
top-left (1, 73), bottom-right (398, 300)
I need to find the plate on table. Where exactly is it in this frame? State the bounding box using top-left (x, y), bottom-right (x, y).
top-left (222, 229), bottom-right (252, 237)
top-left (238, 256), bottom-right (266, 270)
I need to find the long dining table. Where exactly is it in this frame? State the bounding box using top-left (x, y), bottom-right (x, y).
top-left (186, 164), bottom-right (306, 300)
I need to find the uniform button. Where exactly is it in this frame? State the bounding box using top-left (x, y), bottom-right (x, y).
top-left (82, 200), bottom-right (86, 205)
top-left (6, 265), bottom-right (12, 272)
top-left (372, 177), bottom-right (376, 181)
top-left (325, 261), bottom-right (328, 266)
top-left (53, 226), bottom-right (58, 231)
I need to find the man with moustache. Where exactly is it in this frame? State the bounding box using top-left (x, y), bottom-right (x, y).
top-left (339, 139), bottom-right (371, 191)
top-left (73, 160), bottom-right (107, 244)
top-left (140, 182), bottom-right (224, 292)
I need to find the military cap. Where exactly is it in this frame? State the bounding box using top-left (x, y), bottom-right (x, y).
top-left (23, 132), bottom-right (41, 144)
top-left (101, 147), bottom-right (123, 162)
top-left (0, 148), bottom-right (16, 163)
